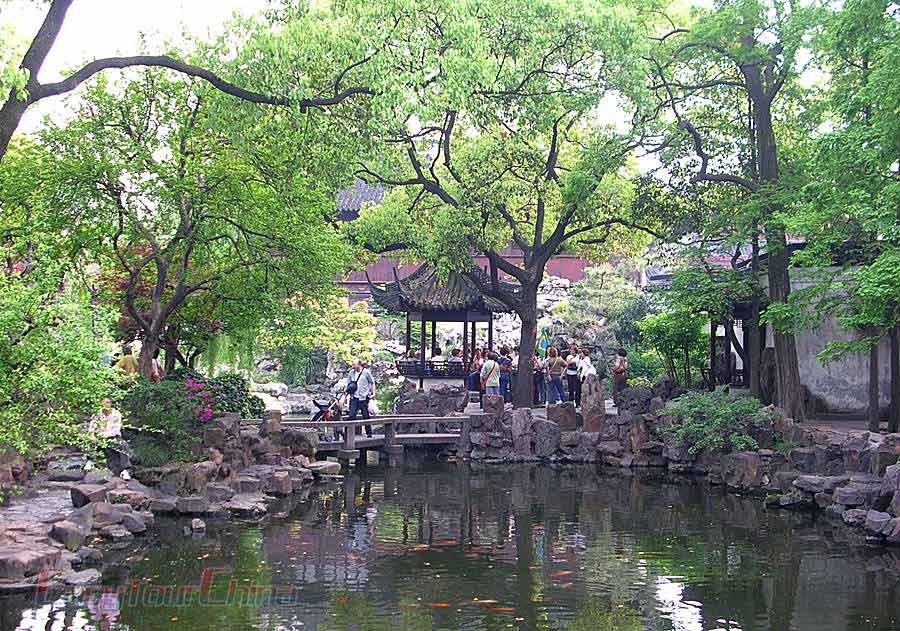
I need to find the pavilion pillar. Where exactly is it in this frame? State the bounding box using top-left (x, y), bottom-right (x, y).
top-left (742, 323), bottom-right (751, 387)
top-left (405, 313), bottom-right (411, 356)
top-left (463, 313), bottom-right (469, 370)
top-left (471, 321), bottom-right (477, 358)
top-left (709, 319), bottom-right (717, 389)
top-left (431, 322), bottom-right (437, 355)
top-left (420, 313), bottom-right (426, 390)
top-left (488, 316), bottom-right (494, 352)
top-left (724, 319), bottom-right (733, 386)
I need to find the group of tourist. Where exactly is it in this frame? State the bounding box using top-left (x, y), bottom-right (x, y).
top-left (468, 343), bottom-right (630, 407)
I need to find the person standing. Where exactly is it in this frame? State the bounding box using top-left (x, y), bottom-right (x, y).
top-left (532, 352), bottom-right (546, 405)
top-left (498, 346), bottom-right (513, 402)
top-left (347, 360), bottom-right (376, 437)
top-left (114, 344), bottom-right (139, 381)
top-left (612, 348), bottom-right (630, 404)
top-left (578, 348), bottom-right (597, 382)
top-left (565, 343), bottom-right (581, 407)
top-left (545, 347), bottom-right (568, 404)
top-left (480, 351), bottom-right (502, 397)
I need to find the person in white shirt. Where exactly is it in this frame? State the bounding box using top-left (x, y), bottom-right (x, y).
top-left (89, 398), bottom-right (122, 438)
top-left (578, 348), bottom-right (597, 381)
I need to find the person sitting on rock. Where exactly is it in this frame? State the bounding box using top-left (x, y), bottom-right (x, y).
top-left (88, 398), bottom-right (131, 478)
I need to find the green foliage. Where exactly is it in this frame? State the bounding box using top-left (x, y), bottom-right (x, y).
top-left (275, 347), bottom-right (328, 387)
top-left (662, 387), bottom-right (779, 455)
top-left (166, 367), bottom-right (265, 418)
top-left (261, 296), bottom-right (377, 364)
top-left (562, 601), bottom-right (643, 631)
top-left (0, 254), bottom-right (119, 454)
top-left (637, 311), bottom-right (707, 387)
top-left (561, 263), bottom-right (649, 348)
top-left (622, 344), bottom-right (667, 383)
top-left (122, 380), bottom-right (208, 466)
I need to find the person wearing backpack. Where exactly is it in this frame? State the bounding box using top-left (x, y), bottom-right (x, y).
top-left (346, 359), bottom-right (376, 436)
top-left (545, 347), bottom-right (568, 404)
top-left (480, 351), bottom-right (502, 396)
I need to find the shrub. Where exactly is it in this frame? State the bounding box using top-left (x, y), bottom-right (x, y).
top-left (166, 368), bottom-right (264, 417)
top-left (122, 380), bottom-right (210, 466)
top-left (661, 387), bottom-right (779, 455)
top-left (0, 262), bottom-right (120, 454)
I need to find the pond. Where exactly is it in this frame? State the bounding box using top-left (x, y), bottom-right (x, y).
top-left (3, 464), bottom-right (900, 631)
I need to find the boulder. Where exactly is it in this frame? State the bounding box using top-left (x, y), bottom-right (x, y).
top-left (48, 469), bottom-right (86, 482)
top-left (483, 396), bottom-right (506, 422)
top-left (721, 452), bottom-right (766, 492)
top-left (191, 518), bottom-right (206, 533)
top-left (99, 524), bottom-right (133, 542)
top-left (61, 569), bottom-right (102, 586)
top-left (842, 508), bottom-right (868, 527)
top-left (879, 463), bottom-right (900, 513)
top-left (532, 420), bottom-right (561, 458)
top-left (225, 493), bottom-right (269, 516)
top-left (617, 386), bottom-right (653, 414)
top-left (793, 475), bottom-right (848, 494)
top-left (282, 429), bottom-right (319, 458)
top-left (266, 471), bottom-right (292, 496)
top-left (50, 520), bottom-right (88, 551)
top-left (0, 545), bottom-right (61, 579)
top-left (789, 448), bottom-right (818, 473)
top-left (149, 497), bottom-right (177, 514)
top-left (231, 476), bottom-right (262, 494)
top-left (307, 460), bottom-right (342, 476)
top-left (70, 483), bottom-right (111, 508)
top-left (175, 496), bottom-right (209, 515)
top-left (834, 486), bottom-right (866, 507)
top-left (206, 483), bottom-right (235, 502)
top-left (510, 408), bottom-right (535, 455)
top-left (865, 510), bottom-right (893, 535)
top-left (75, 547), bottom-right (103, 568)
top-left (546, 402), bottom-right (577, 431)
top-left (580, 375), bottom-right (607, 433)
top-left (120, 513), bottom-right (147, 534)
top-left (202, 427), bottom-right (227, 449)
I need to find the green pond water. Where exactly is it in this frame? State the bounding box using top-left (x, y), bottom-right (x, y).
top-left (3, 464), bottom-right (900, 631)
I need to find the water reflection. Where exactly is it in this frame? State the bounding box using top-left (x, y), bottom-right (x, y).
top-left (4, 464), bottom-right (900, 631)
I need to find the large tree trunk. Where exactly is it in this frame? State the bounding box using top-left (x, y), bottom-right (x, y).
top-left (139, 334), bottom-right (160, 379)
top-left (747, 68), bottom-right (805, 421)
top-left (765, 227), bottom-right (805, 421)
top-left (890, 326), bottom-right (899, 433)
top-left (514, 299), bottom-right (539, 409)
top-left (869, 332), bottom-right (881, 432)
top-left (747, 234), bottom-right (762, 397)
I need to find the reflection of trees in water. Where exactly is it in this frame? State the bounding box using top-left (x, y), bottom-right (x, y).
top-left (9, 464), bottom-right (900, 631)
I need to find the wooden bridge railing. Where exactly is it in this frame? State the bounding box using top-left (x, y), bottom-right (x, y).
top-left (242, 413), bottom-right (470, 467)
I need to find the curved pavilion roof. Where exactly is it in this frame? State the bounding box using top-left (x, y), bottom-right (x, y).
top-left (368, 264), bottom-right (516, 314)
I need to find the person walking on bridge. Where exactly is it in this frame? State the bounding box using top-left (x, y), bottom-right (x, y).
top-left (346, 359), bottom-right (376, 437)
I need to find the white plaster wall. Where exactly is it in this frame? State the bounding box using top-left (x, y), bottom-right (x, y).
top-left (762, 268), bottom-right (892, 413)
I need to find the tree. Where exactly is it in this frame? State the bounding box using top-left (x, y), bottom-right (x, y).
top-left (637, 310), bottom-right (707, 387)
top-left (33, 71), bottom-right (352, 378)
top-left (348, 0), bottom-right (671, 406)
top-left (0, 145), bottom-right (120, 451)
top-left (788, 0), bottom-right (899, 430)
top-left (650, 0), bottom-right (824, 420)
top-left (0, 0), bottom-right (375, 162)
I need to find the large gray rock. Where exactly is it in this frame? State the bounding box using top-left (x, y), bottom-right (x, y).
top-left (70, 483), bottom-right (111, 507)
top-left (175, 496), bottom-right (209, 515)
top-left (62, 569), bottom-right (102, 586)
top-left (0, 545), bottom-right (61, 579)
top-left (721, 452), bottom-right (766, 492)
top-left (282, 429), bottom-right (319, 458)
top-left (510, 408), bottom-right (535, 455)
top-left (580, 375), bottom-right (606, 433)
top-left (532, 420), bottom-right (561, 458)
top-left (865, 510), bottom-right (893, 535)
top-left (546, 402), bottom-right (577, 431)
top-left (793, 475), bottom-right (848, 494)
top-left (50, 520), bottom-right (88, 551)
